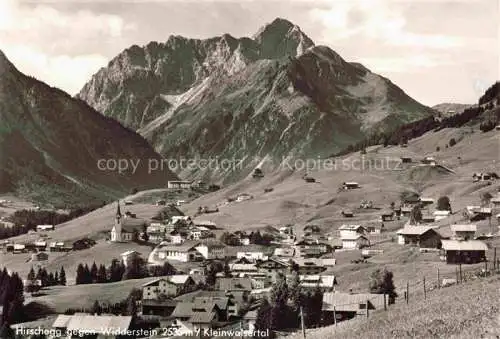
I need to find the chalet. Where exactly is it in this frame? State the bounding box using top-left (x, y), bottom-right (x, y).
top-left (171, 216), bottom-right (194, 228)
top-left (120, 250), bottom-right (141, 267)
top-left (465, 206), bottom-right (492, 220)
top-left (421, 213), bottom-right (436, 223)
top-left (472, 172), bottom-right (492, 182)
top-left (419, 197), bottom-right (435, 205)
top-left (298, 275), bottom-right (337, 291)
top-left (294, 240), bottom-right (331, 257)
top-left (396, 226), bottom-right (442, 248)
top-left (341, 235), bottom-right (370, 249)
top-left (433, 210), bottom-right (451, 221)
top-left (401, 206), bottom-right (413, 216)
top-left (273, 247), bottom-right (295, 257)
top-left (194, 220), bottom-right (217, 230)
top-left (256, 258), bottom-right (291, 274)
top-left (34, 240), bottom-right (47, 250)
top-left (441, 240), bottom-right (488, 264)
top-left (146, 223), bottom-right (167, 243)
top-left (279, 226), bottom-right (293, 235)
top-left (322, 292), bottom-right (386, 323)
top-left (229, 263), bottom-right (260, 277)
top-left (195, 242), bottom-right (226, 260)
top-left (450, 224), bottom-right (477, 240)
top-left (52, 314), bottom-right (132, 338)
top-left (339, 225), bottom-right (366, 239)
top-left (36, 224), bottom-right (54, 231)
top-left (149, 241), bottom-right (201, 263)
top-left (142, 275), bottom-right (197, 299)
top-left (366, 222), bottom-right (384, 234)
top-left (292, 258), bottom-right (327, 275)
top-left (170, 230), bottom-right (188, 244)
top-left (341, 210), bottom-right (354, 218)
top-left (304, 176), bottom-right (316, 183)
top-left (171, 300), bottom-right (221, 328)
top-left (49, 242), bottom-right (71, 252)
top-left (236, 251), bottom-right (267, 262)
top-left (303, 225), bottom-right (321, 234)
top-left (124, 200), bottom-right (133, 206)
top-left (31, 252), bottom-right (48, 262)
top-left (421, 156), bottom-right (436, 165)
top-left (400, 156), bottom-right (412, 163)
top-left (236, 193), bottom-right (253, 202)
top-left (167, 180), bottom-right (193, 189)
top-left (141, 299), bottom-right (178, 317)
top-left (342, 182), bottom-right (360, 190)
top-left (155, 199), bottom-right (167, 206)
top-left (490, 196), bottom-right (500, 206)
top-left (380, 210), bottom-right (394, 222)
top-left (215, 277), bottom-right (253, 292)
top-left (13, 244), bottom-right (26, 253)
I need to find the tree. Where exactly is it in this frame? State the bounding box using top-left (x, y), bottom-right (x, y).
top-left (449, 138), bottom-right (457, 147)
top-left (409, 205), bottom-right (422, 225)
top-left (59, 267), bottom-right (66, 286)
top-left (223, 260), bottom-right (231, 278)
top-left (90, 262), bottom-right (98, 283)
top-left (436, 146), bottom-right (440, 152)
top-left (27, 267), bottom-right (36, 281)
top-left (76, 264), bottom-right (85, 285)
top-left (122, 256), bottom-right (147, 280)
top-left (97, 265), bottom-right (107, 283)
top-left (287, 272), bottom-right (301, 316)
top-left (109, 259), bottom-right (125, 282)
top-left (90, 300), bottom-right (102, 315)
top-left (269, 273), bottom-right (288, 330)
top-left (254, 299), bottom-right (273, 339)
top-left (369, 268), bottom-right (397, 304)
top-left (481, 192), bottom-right (493, 206)
top-left (437, 196), bottom-right (452, 212)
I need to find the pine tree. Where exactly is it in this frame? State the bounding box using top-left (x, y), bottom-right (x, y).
top-left (83, 264), bottom-right (91, 284)
top-left (27, 267), bottom-right (36, 281)
top-left (90, 262), bottom-right (98, 283)
top-left (369, 268), bottom-right (397, 304)
top-left (90, 300), bottom-right (102, 315)
top-left (254, 298), bottom-right (272, 339)
top-left (269, 273), bottom-right (289, 330)
top-left (287, 272), bottom-right (301, 314)
top-left (59, 267), bottom-right (66, 286)
top-left (97, 265), bottom-right (107, 283)
top-left (76, 264), bottom-right (85, 285)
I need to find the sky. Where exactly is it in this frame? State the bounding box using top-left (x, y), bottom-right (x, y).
top-left (0, 0), bottom-right (498, 106)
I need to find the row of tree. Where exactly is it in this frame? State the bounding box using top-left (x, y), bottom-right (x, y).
top-left (0, 267), bottom-right (25, 332)
top-left (26, 266), bottom-right (66, 290)
top-left (75, 258), bottom-right (175, 285)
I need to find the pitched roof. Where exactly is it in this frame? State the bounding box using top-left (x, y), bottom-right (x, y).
top-left (189, 311), bottom-right (215, 324)
top-left (450, 224), bottom-right (477, 233)
top-left (216, 277), bottom-right (253, 291)
top-left (441, 240), bottom-right (488, 251)
top-left (322, 292), bottom-right (385, 312)
top-left (53, 314), bottom-right (132, 333)
top-left (396, 226), bottom-right (436, 236)
top-left (121, 218), bottom-right (147, 232)
top-left (339, 225), bottom-right (365, 231)
top-left (157, 241), bottom-right (200, 253)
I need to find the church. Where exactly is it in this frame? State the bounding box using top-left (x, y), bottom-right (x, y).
top-left (110, 201), bottom-right (147, 242)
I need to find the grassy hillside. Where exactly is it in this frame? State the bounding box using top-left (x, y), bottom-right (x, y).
top-left (286, 275), bottom-right (500, 339)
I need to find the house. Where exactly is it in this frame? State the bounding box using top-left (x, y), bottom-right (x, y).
top-left (401, 206), bottom-right (413, 216)
top-left (421, 213), bottom-right (436, 223)
top-left (141, 299), bottom-right (178, 317)
top-left (342, 182), bottom-right (360, 190)
top-left (110, 202), bottom-right (146, 242)
top-left (171, 300), bottom-right (221, 328)
top-left (396, 226), bottom-right (442, 248)
top-left (450, 224), bottom-right (477, 240)
top-left (366, 222), bottom-right (384, 234)
top-left (34, 240), bottom-right (47, 250)
top-left (155, 200), bottom-right (167, 206)
top-left (380, 210), bottom-right (394, 222)
top-left (146, 223), bottom-right (167, 243)
top-left (322, 292), bottom-right (386, 323)
top-left (490, 196), bottom-right (500, 206)
top-left (292, 258), bottom-right (327, 275)
top-left (230, 263), bottom-right (260, 277)
top-left (215, 277), bottom-right (253, 292)
top-left (13, 244), bottom-right (26, 253)
top-left (441, 240), bottom-right (488, 264)
top-left (36, 224), bottom-right (54, 232)
top-left (298, 275), bottom-right (337, 291)
top-left (171, 216), bottom-right (194, 228)
top-left (279, 226), bottom-right (293, 236)
top-left (400, 156), bottom-right (412, 163)
top-left (195, 242), bottom-right (226, 260)
top-left (256, 258), bottom-right (291, 274)
top-left (466, 206), bottom-right (492, 221)
top-left (170, 231), bottom-right (188, 244)
top-left (341, 210), bottom-right (354, 218)
top-left (120, 250), bottom-right (141, 267)
top-left (273, 247), bottom-right (295, 257)
top-left (148, 241), bottom-right (201, 263)
top-left (31, 252), bottom-right (48, 262)
top-left (142, 275), bottom-right (197, 299)
top-left (419, 197), bottom-right (435, 205)
top-left (421, 156), bottom-right (436, 165)
top-left (167, 180), bottom-right (193, 189)
top-left (294, 240), bottom-right (331, 257)
top-left (341, 235), bottom-right (370, 249)
top-left (433, 210), bottom-right (451, 221)
top-left (49, 242), bottom-right (71, 252)
top-left (339, 225), bottom-right (366, 239)
top-left (194, 220), bottom-right (217, 230)
top-left (236, 193), bottom-right (253, 202)
top-left (473, 172), bottom-right (492, 182)
top-left (52, 314), bottom-right (132, 338)
top-left (236, 251), bottom-right (267, 262)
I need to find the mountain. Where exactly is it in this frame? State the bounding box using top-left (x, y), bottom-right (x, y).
top-left (432, 103), bottom-right (472, 117)
top-left (0, 50), bottom-right (177, 207)
top-left (77, 18), bottom-right (436, 182)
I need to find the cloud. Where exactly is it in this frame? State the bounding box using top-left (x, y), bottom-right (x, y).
top-left (309, 0), bottom-right (463, 49)
top-left (3, 45), bottom-right (107, 94)
top-left (0, 0), bottom-right (134, 94)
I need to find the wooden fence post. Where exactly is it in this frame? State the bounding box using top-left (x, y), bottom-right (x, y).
top-left (459, 264), bottom-right (462, 283)
top-left (437, 268), bottom-right (440, 288)
top-left (423, 277), bottom-right (426, 299)
top-left (384, 294), bottom-right (387, 311)
top-left (333, 306), bottom-right (337, 326)
top-left (366, 300), bottom-right (369, 318)
top-left (406, 282), bottom-right (409, 304)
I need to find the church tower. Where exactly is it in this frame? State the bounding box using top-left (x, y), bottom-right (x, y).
top-left (111, 201), bottom-right (123, 242)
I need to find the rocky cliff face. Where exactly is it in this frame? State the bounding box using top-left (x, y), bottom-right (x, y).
top-left (0, 50), bottom-right (177, 207)
top-left (77, 18), bottom-right (436, 182)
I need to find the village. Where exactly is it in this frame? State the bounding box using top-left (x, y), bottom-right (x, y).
top-left (1, 140), bottom-right (500, 339)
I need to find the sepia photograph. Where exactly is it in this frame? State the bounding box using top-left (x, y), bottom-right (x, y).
top-left (0, 0), bottom-right (499, 338)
